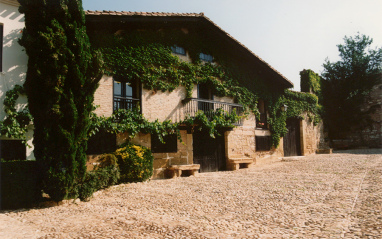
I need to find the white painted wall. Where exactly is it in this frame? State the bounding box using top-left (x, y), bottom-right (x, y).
top-left (0, 2), bottom-right (34, 160)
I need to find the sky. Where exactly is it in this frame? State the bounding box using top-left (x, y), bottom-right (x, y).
top-left (83, 0), bottom-right (382, 91)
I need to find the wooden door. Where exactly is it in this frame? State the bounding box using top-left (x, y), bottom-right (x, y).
top-left (283, 118), bottom-right (302, 157)
top-left (193, 130), bottom-right (226, 172)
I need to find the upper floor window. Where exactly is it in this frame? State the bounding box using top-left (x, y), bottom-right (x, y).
top-left (257, 99), bottom-right (268, 129)
top-left (197, 83), bottom-right (214, 113)
top-left (171, 45), bottom-right (186, 55)
top-left (199, 53), bottom-right (213, 63)
top-left (0, 24), bottom-right (3, 72)
top-left (198, 83), bottom-right (213, 100)
top-left (113, 78), bottom-right (140, 112)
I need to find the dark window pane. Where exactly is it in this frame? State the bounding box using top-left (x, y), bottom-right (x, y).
top-left (0, 140), bottom-right (26, 161)
top-left (86, 130), bottom-right (117, 155)
top-left (255, 136), bottom-right (271, 151)
top-left (151, 134), bottom-right (177, 153)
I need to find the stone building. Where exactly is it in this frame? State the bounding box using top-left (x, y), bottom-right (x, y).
top-left (85, 11), bottom-right (325, 179)
top-left (0, 4), bottom-right (325, 174)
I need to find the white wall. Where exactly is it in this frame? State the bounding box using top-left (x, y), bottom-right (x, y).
top-left (0, 2), bottom-right (34, 160)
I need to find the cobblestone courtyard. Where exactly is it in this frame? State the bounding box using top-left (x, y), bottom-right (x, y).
top-left (1, 149), bottom-right (381, 238)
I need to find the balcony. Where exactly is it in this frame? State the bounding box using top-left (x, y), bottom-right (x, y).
top-left (182, 98), bottom-right (244, 125)
top-left (113, 96), bottom-right (140, 112)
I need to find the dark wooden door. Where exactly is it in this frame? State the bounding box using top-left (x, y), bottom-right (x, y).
top-left (283, 118), bottom-right (302, 157)
top-left (193, 130), bottom-right (226, 172)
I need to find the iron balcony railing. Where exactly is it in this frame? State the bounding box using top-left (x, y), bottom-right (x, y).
top-left (182, 98), bottom-right (244, 125)
top-left (113, 96), bottom-right (140, 112)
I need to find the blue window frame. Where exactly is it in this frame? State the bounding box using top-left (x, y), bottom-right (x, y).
top-left (171, 45), bottom-right (186, 55)
top-left (199, 53), bottom-right (213, 62)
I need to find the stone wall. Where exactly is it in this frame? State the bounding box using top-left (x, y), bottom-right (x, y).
top-left (349, 83), bottom-right (382, 148)
top-left (225, 113), bottom-right (256, 158)
top-left (116, 130), bottom-right (192, 179)
top-left (300, 115), bottom-right (325, 155)
top-left (93, 75), bottom-right (113, 117)
top-left (141, 86), bottom-right (188, 122)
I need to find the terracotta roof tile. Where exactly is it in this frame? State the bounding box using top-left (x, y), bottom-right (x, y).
top-left (84, 10), bottom-right (293, 87)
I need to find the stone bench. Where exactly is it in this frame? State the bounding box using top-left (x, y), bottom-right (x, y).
top-left (167, 164), bottom-right (200, 178)
top-left (316, 148), bottom-right (333, 154)
top-left (228, 158), bottom-right (254, 171)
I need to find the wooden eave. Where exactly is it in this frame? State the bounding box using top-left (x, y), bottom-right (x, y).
top-left (85, 11), bottom-right (294, 89)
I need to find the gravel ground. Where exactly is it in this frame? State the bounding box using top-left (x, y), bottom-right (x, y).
top-left (1, 149), bottom-right (381, 238)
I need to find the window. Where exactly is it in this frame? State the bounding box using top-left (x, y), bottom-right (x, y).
top-left (0, 24), bottom-right (3, 72)
top-left (0, 140), bottom-right (26, 161)
top-left (197, 83), bottom-right (214, 113)
top-left (199, 53), bottom-right (213, 62)
top-left (113, 78), bottom-right (140, 111)
top-left (198, 83), bottom-right (213, 100)
top-left (151, 134), bottom-right (178, 153)
top-left (255, 136), bottom-right (272, 151)
top-left (257, 99), bottom-right (268, 129)
top-left (171, 45), bottom-right (186, 55)
top-left (86, 130), bottom-right (116, 155)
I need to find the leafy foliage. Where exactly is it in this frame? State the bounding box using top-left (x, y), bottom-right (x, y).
top-left (90, 29), bottom-right (322, 147)
top-left (76, 155), bottom-right (120, 201)
top-left (300, 69), bottom-right (322, 102)
top-left (0, 85), bottom-right (32, 142)
top-left (94, 31), bottom-right (259, 113)
top-left (90, 107), bottom-right (243, 143)
top-left (322, 34), bottom-right (382, 139)
top-left (115, 143), bottom-right (154, 183)
top-left (18, 0), bottom-right (103, 201)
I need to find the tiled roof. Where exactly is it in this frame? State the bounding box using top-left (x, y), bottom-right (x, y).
top-left (0, 0), bottom-right (20, 6)
top-left (85, 10), bottom-right (204, 17)
top-left (85, 10), bottom-right (293, 87)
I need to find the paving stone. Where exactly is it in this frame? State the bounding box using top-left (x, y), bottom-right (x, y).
top-left (0, 149), bottom-right (381, 238)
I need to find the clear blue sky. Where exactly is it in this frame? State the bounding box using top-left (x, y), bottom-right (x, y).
top-left (83, 0), bottom-right (382, 91)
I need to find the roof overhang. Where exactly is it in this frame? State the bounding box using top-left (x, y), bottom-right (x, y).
top-left (85, 10), bottom-right (294, 89)
top-left (0, 0), bottom-right (19, 7)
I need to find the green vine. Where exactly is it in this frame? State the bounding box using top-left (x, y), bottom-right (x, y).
top-left (91, 30), bottom-right (259, 113)
top-left (89, 29), bottom-right (322, 147)
top-left (89, 107), bottom-right (243, 142)
top-left (0, 85), bottom-right (33, 143)
top-left (300, 69), bottom-right (322, 102)
top-left (1, 31), bottom-right (322, 149)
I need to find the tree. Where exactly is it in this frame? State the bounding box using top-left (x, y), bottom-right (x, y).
top-left (322, 34), bottom-right (382, 140)
top-left (18, 0), bottom-right (103, 200)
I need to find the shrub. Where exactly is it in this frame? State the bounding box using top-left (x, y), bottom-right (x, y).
top-left (115, 143), bottom-right (154, 183)
top-left (77, 154), bottom-right (120, 201)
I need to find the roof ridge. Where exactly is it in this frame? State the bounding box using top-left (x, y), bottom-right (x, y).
top-left (85, 10), bottom-right (205, 17)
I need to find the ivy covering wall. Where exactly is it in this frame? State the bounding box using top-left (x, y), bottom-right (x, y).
top-left (88, 28), bottom-right (322, 147)
top-left (1, 24), bottom-right (322, 154)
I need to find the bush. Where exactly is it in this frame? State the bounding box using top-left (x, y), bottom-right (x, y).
top-left (115, 143), bottom-right (154, 183)
top-left (77, 154), bottom-right (120, 201)
top-left (1, 160), bottom-right (42, 209)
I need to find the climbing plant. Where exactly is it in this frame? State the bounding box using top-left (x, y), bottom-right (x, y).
top-left (89, 107), bottom-right (243, 143)
top-left (18, 0), bottom-right (103, 201)
top-left (300, 69), bottom-right (322, 102)
top-left (89, 29), bottom-right (322, 147)
top-left (0, 85), bottom-right (32, 142)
